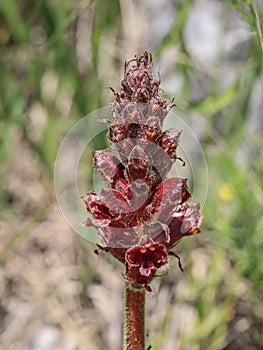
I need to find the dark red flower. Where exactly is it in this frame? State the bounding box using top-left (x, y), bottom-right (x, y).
top-left (125, 243), bottom-right (168, 291)
top-left (83, 52), bottom-right (202, 291)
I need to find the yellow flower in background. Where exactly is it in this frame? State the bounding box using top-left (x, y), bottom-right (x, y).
top-left (218, 183), bottom-right (235, 202)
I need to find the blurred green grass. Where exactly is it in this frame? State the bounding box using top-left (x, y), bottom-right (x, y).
top-left (0, 0), bottom-right (263, 349)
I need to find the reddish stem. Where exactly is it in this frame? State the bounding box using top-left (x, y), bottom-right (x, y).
top-left (124, 282), bottom-right (145, 350)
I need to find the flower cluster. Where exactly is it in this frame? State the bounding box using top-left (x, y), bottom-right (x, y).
top-left (83, 52), bottom-right (202, 292)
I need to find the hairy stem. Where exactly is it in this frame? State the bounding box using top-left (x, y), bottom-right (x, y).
top-left (123, 282), bottom-right (145, 350)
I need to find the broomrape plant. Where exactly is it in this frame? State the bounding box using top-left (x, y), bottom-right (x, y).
top-left (82, 52), bottom-right (202, 350)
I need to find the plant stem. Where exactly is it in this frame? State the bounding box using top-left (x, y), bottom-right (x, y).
top-left (123, 282), bottom-right (145, 350)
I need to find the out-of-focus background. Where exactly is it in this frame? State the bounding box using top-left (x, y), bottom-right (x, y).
top-left (0, 1), bottom-right (263, 349)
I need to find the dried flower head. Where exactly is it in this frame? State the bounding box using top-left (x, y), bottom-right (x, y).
top-left (83, 52), bottom-right (202, 292)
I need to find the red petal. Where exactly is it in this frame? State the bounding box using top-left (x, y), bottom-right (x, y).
top-left (158, 129), bottom-right (182, 159)
top-left (126, 145), bottom-right (149, 181)
top-left (93, 150), bottom-right (126, 188)
top-left (84, 192), bottom-right (112, 226)
top-left (124, 242), bottom-right (168, 290)
top-left (150, 178), bottom-right (191, 215)
top-left (107, 122), bottom-right (128, 143)
top-left (126, 242), bottom-right (168, 273)
top-left (168, 203), bottom-right (202, 249)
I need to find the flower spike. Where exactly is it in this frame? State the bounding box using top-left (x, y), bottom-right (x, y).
top-left (83, 52), bottom-right (202, 291)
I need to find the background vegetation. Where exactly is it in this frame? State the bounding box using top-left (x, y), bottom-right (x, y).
top-left (0, 0), bottom-right (262, 349)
